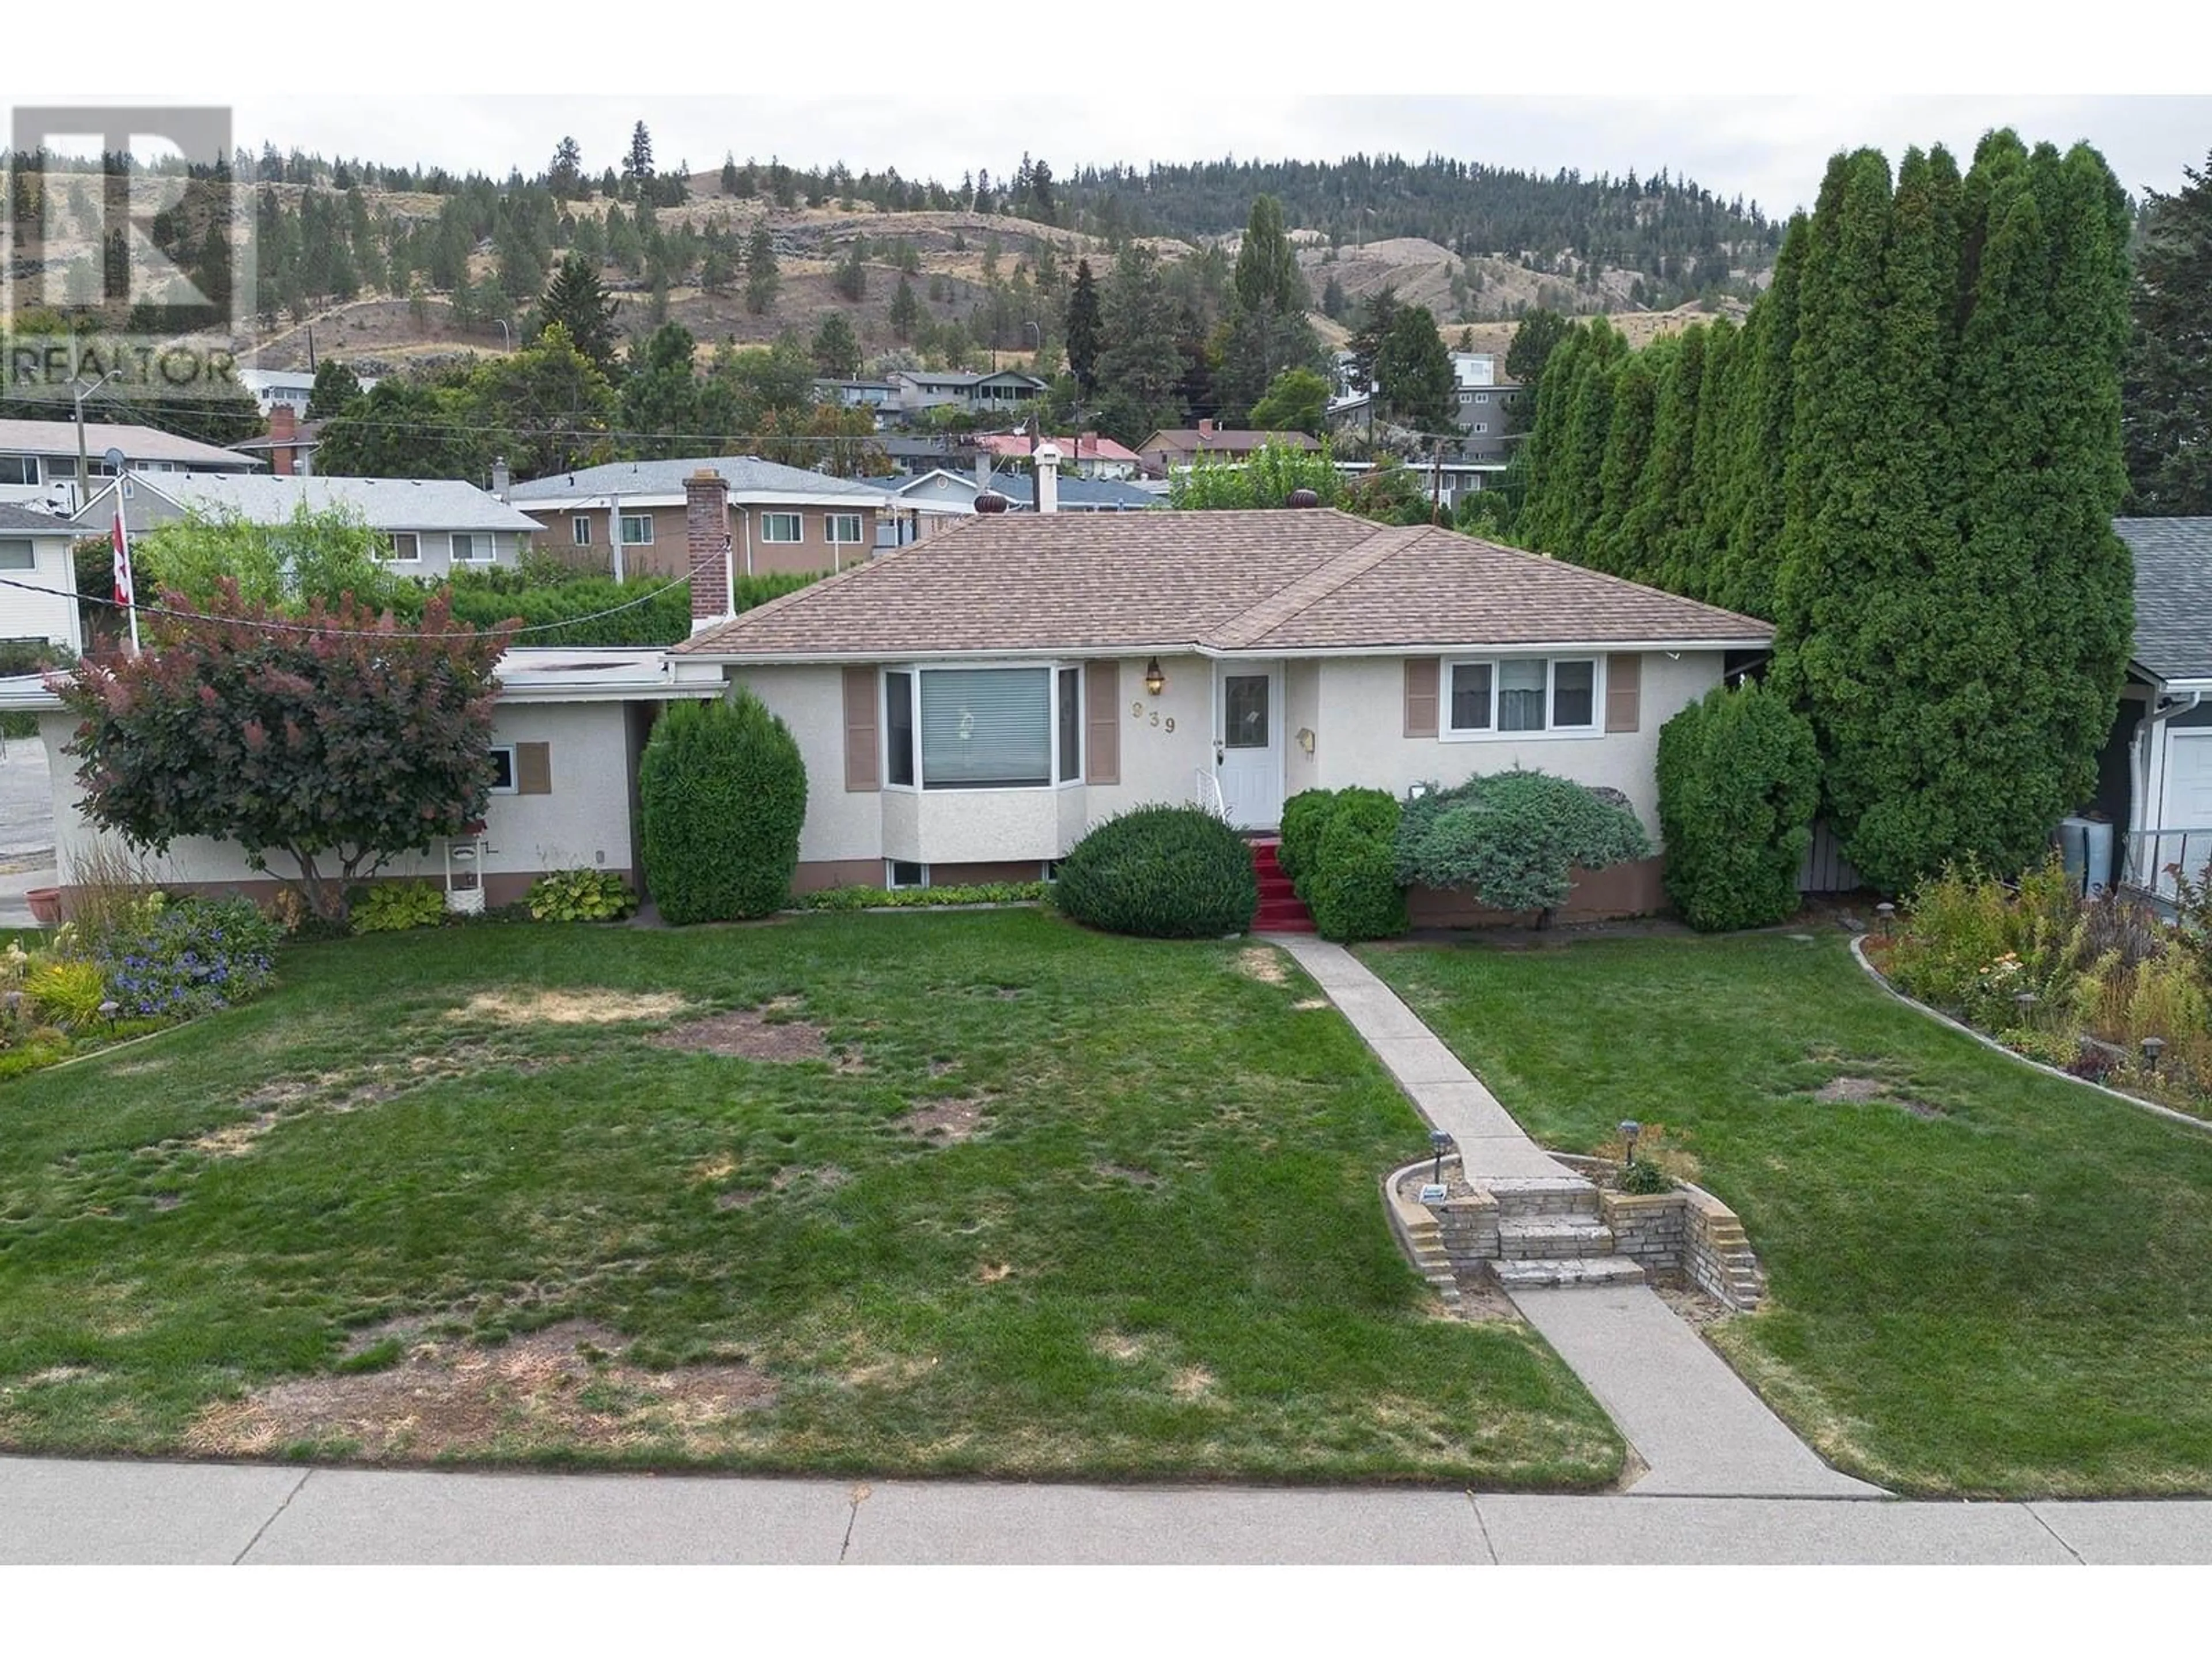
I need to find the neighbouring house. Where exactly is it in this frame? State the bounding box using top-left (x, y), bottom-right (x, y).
top-left (229, 405), bottom-right (324, 476)
top-left (1, 646), bottom-right (729, 913)
top-left (880, 460), bottom-right (1161, 546)
top-left (974, 432), bottom-right (1142, 482)
top-left (66, 472), bottom-right (540, 576)
top-left (1449, 353), bottom-right (1525, 463)
top-left (505, 456), bottom-right (892, 579)
top-left (0, 502), bottom-right (85, 654)
top-left (2100, 518), bottom-right (2212, 898)
top-left (238, 367), bottom-right (378, 417)
top-left (672, 487), bottom-right (1774, 915)
top-left (0, 417), bottom-right (260, 515)
top-left (1137, 422), bottom-right (1323, 478)
top-left (887, 368), bottom-right (1048, 422)
top-left (812, 377), bottom-right (896, 415)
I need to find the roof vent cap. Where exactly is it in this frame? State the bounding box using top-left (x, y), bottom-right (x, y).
top-left (974, 490), bottom-right (1011, 515)
top-left (1286, 487), bottom-right (1321, 509)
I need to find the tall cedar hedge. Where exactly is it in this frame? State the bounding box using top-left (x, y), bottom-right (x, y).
top-left (638, 690), bottom-right (807, 923)
top-left (1512, 130), bottom-right (2133, 891)
top-left (1656, 681), bottom-right (1822, 931)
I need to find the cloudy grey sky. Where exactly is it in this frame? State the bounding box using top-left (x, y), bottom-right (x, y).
top-left (171, 94), bottom-right (2211, 221)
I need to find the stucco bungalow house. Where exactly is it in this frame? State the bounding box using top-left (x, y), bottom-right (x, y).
top-left (3, 647), bottom-right (728, 912)
top-left (672, 486), bottom-right (1774, 916)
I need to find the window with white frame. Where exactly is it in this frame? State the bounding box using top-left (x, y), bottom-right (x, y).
top-left (1475, 392), bottom-right (1490, 404)
top-left (887, 859), bottom-right (927, 889)
top-left (620, 514), bottom-right (654, 546)
top-left (386, 532), bottom-right (421, 563)
top-left (1470, 423), bottom-right (1488, 434)
top-left (450, 532), bottom-right (490, 563)
top-left (0, 456), bottom-right (37, 486)
top-left (571, 516), bottom-right (592, 546)
top-left (827, 513), bottom-right (863, 545)
top-left (761, 512), bottom-right (802, 543)
top-left (884, 664), bottom-right (1081, 790)
top-left (0, 539), bottom-right (35, 570)
top-left (487, 745), bottom-right (518, 793)
top-left (1446, 657), bottom-right (1599, 736)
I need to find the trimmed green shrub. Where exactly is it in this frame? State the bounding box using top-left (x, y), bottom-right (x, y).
top-left (1656, 680), bottom-right (1820, 931)
top-left (639, 690), bottom-right (808, 924)
top-left (1277, 789), bottom-right (1337, 887)
top-left (349, 881), bottom-right (449, 934)
top-left (1397, 769), bottom-right (1651, 922)
top-left (526, 868), bottom-right (638, 922)
top-left (1307, 808), bottom-right (1410, 942)
top-left (1053, 804), bottom-right (1257, 938)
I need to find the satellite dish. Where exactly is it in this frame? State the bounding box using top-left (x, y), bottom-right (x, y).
top-left (103, 446), bottom-right (128, 474)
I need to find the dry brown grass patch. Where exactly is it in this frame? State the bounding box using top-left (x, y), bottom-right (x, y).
top-left (190, 1112), bottom-right (279, 1158)
top-left (1236, 947), bottom-right (1289, 985)
top-left (976, 1262), bottom-right (1014, 1284)
top-left (454, 989), bottom-right (689, 1026)
top-left (899, 1096), bottom-right (987, 1143)
top-left (1169, 1366), bottom-right (1216, 1401)
top-left (183, 1320), bottom-right (776, 1461)
top-left (650, 1007), bottom-right (832, 1061)
top-left (1090, 1331), bottom-right (1150, 1363)
top-left (1291, 997), bottom-right (1330, 1012)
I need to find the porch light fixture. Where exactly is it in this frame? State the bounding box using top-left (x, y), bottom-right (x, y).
top-left (1143, 658), bottom-right (1166, 697)
top-left (1296, 727), bottom-right (1315, 755)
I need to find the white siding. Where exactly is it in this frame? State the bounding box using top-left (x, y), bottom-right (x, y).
top-left (0, 535), bottom-right (82, 653)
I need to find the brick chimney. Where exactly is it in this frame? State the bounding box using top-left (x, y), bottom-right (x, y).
top-left (1196, 418), bottom-right (1215, 441)
top-left (268, 404), bottom-right (297, 476)
top-left (685, 468), bottom-right (733, 633)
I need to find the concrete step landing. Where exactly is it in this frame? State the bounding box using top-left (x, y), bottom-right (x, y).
top-left (1497, 1216), bottom-right (1616, 1259)
top-left (1489, 1256), bottom-right (1648, 1290)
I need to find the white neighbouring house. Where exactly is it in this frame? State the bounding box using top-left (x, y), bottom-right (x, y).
top-left (0, 417), bottom-right (259, 516)
top-left (1, 648), bottom-right (729, 913)
top-left (671, 493), bottom-right (1774, 917)
top-left (0, 503), bottom-right (86, 654)
top-left (65, 472), bottom-right (540, 575)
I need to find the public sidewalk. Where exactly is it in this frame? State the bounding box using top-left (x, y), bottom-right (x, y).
top-left (2, 1455), bottom-right (2205, 1564)
top-left (1270, 934), bottom-right (1880, 1501)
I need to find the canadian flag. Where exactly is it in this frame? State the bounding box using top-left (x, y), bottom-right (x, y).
top-left (111, 503), bottom-right (134, 609)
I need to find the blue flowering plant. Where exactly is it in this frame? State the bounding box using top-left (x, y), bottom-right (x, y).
top-left (95, 896), bottom-right (283, 1020)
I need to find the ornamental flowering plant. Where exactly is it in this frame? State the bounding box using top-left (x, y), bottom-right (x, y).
top-left (94, 896), bottom-right (282, 1020)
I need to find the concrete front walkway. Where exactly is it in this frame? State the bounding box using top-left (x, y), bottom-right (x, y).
top-left (1, 1455), bottom-right (2204, 1563)
top-left (1271, 933), bottom-right (1881, 1500)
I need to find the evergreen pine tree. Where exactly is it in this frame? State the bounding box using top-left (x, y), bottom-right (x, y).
top-left (889, 274), bottom-right (921, 342)
top-left (536, 253), bottom-right (621, 373)
top-left (1065, 257), bottom-right (1103, 395)
top-left (1588, 346), bottom-right (1661, 577)
top-left (744, 225), bottom-right (780, 315)
top-left (305, 358), bottom-right (364, 421)
top-left (1712, 213), bottom-right (1807, 618)
top-left (2122, 147), bottom-right (2212, 513)
top-left (810, 312), bottom-right (861, 379)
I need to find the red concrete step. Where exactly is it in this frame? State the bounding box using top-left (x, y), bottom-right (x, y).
top-left (1249, 836), bottom-right (1315, 934)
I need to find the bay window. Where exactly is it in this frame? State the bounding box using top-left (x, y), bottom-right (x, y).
top-left (884, 664), bottom-right (1083, 790)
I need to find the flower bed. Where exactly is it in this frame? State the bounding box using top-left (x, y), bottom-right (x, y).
top-left (1, 891), bottom-right (282, 1080)
top-left (1869, 855), bottom-right (2212, 1119)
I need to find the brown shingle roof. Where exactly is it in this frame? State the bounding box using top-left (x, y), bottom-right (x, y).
top-left (674, 509), bottom-right (1772, 659)
top-left (1141, 429), bottom-right (1322, 453)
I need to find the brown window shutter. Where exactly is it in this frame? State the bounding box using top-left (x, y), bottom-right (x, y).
top-left (514, 741), bottom-right (553, 796)
top-left (1605, 653), bottom-right (1642, 732)
top-left (1084, 660), bottom-right (1119, 785)
top-left (842, 666), bottom-right (880, 792)
top-left (1404, 657), bottom-right (1440, 738)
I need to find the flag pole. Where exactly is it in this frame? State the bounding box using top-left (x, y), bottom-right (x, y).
top-left (112, 488), bottom-right (139, 657)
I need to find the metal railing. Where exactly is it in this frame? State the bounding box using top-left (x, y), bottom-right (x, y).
top-left (2120, 828), bottom-right (2212, 901)
top-left (1190, 767), bottom-right (1227, 820)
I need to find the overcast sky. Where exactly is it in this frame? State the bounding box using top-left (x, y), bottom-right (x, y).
top-left (194, 94), bottom-right (2207, 222)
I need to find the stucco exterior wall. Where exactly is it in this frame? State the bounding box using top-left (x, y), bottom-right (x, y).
top-left (1308, 651), bottom-right (1725, 837)
top-left (1083, 653), bottom-right (1215, 825)
top-left (39, 700), bottom-right (637, 895)
top-left (1283, 658), bottom-right (1322, 801)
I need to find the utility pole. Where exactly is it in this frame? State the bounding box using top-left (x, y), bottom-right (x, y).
top-left (73, 368), bottom-right (121, 516)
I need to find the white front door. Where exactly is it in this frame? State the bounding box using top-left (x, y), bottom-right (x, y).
top-left (2159, 732), bottom-right (2212, 895)
top-left (1215, 662), bottom-right (1284, 830)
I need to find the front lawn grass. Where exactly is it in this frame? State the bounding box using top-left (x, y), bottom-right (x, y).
top-left (1363, 930), bottom-right (2212, 1498)
top-left (0, 911), bottom-right (1619, 1486)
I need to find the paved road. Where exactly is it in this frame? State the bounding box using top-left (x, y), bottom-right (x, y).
top-left (2, 1456), bottom-right (2205, 1563)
